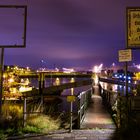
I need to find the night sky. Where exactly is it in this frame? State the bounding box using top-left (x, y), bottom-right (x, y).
top-left (0, 0), bottom-right (140, 70)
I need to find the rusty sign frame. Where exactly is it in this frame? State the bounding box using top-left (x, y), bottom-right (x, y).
top-left (0, 5), bottom-right (27, 48)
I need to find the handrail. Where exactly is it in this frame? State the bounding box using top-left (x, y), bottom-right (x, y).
top-left (22, 86), bottom-right (93, 128)
top-left (100, 85), bottom-right (140, 128)
top-left (77, 88), bottom-right (92, 128)
top-left (99, 77), bottom-right (136, 88)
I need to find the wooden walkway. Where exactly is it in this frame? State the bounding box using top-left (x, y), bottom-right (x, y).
top-left (81, 85), bottom-right (116, 130)
top-left (11, 85), bottom-right (118, 140)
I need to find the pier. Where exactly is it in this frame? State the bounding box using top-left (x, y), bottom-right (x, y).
top-left (12, 85), bottom-right (117, 140)
top-left (1, 2), bottom-right (140, 139)
top-left (8, 77), bottom-right (140, 140)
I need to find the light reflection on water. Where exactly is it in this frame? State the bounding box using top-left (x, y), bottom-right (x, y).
top-left (100, 82), bottom-right (132, 95)
top-left (29, 77), bottom-right (89, 88)
top-left (4, 78), bottom-right (92, 115)
top-left (59, 85), bottom-right (91, 112)
top-left (28, 77), bottom-right (92, 112)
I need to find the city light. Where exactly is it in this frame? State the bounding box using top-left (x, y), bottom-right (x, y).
top-left (70, 77), bottom-right (75, 83)
top-left (55, 77), bottom-right (60, 85)
top-left (136, 64), bottom-right (140, 69)
top-left (8, 78), bottom-right (14, 83)
top-left (62, 67), bottom-right (75, 73)
top-left (92, 64), bottom-right (103, 85)
top-left (92, 63), bottom-right (103, 73)
top-left (94, 75), bottom-right (98, 85)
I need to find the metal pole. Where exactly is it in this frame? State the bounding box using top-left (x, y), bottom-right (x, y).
top-left (23, 6), bottom-right (27, 47)
top-left (51, 72), bottom-right (53, 86)
top-left (125, 62), bottom-right (128, 97)
top-left (125, 61), bottom-right (129, 127)
top-left (69, 101), bottom-right (73, 133)
top-left (23, 97), bottom-right (27, 127)
top-left (38, 72), bottom-right (42, 94)
top-left (0, 48), bottom-right (4, 117)
top-left (78, 97), bottom-right (81, 129)
top-left (69, 88), bottom-right (74, 133)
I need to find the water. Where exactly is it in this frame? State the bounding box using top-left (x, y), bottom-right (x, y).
top-left (100, 81), bottom-right (134, 96)
top-left (29, 77), bottom-right (90, 88)
top-left (28, 77), bottom-right (92, 113)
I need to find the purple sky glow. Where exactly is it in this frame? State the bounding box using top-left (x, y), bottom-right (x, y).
top-left (0, 0), bottom-right (140, 70)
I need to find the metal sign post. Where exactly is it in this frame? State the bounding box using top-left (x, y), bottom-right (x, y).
top-left (118, 49), bottom-right (132, 96)
top-left (0, 48), bottom-right (4, 116)
top-left (70, 101), bottom-right (73, 133)
top-left (126, 7), bottom-right (140, 127)
top-left (67, 93), bottom-right (76, 132)
top-left (125, 62), bottom-right (128, 97)
top-left (0, 5), bottom-right (27, 48)
top-left (0, 5), bottom-right (27, 120)
top-left (118, 49), bottom-right (132, 127)
top-left (126, 6), bottom-right (140, 97)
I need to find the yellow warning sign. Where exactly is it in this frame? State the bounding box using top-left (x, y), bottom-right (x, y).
top-left (67, 95), bottom-right (76, 102)
top-left (127, 8), bottom-right (140, 47)
top-left (118, 49), bottom-right (132, 62)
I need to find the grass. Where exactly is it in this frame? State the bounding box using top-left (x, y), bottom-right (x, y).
top-left (0, 114), bottom-right (61, 139)
top-left (0, 130), bottom-right (7, 140)
top-left (23, 114), bottom-right (61, 134)
top-left (0, 98), bottom-right (63, 139)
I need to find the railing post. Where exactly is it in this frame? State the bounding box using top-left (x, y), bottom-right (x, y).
top-left (38, 72), bottom-right (42, 94)
top-left (84, 93), bottom-right (86, 112)
top-left (42, 73), bottom-right (45, 89)
top-left (38, 72), bottom-right (45, 94)
top-left (108, 91), bottom-right (111, 108)
top-left (23, 97), bottom-right (27, 127)
top-left (117, 94), bottom-right (121, 128)
top-left (0, 48), bottom-right (4, 117)
top-left (38, 72), bottom-right (44, 110)
top-left (107, 91), bottom-right (109, 104)
top-left (77, 95), bottom-right (81, 129)
top-left (69, 101), bottom-right (73, 133)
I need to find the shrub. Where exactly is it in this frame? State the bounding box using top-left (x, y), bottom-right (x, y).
top-left (23, 114), bottom-right (61, 133)
top-left (1, 102), bottom-right (23, 129)
top-left (0, 130), bottom-right (7, 140)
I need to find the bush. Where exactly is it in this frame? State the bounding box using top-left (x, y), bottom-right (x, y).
top-left (1, 101), bottom-right (61, 137)
top-left (23, 115), bottom-right (61, 133)
top-left (1, 102), bottom-right (23, 129)
top-left (0, 130), bottom-right (7, 140)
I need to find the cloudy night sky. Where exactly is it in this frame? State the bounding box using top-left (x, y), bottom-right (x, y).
top-left (0, 0), bottom-right (140, 70)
